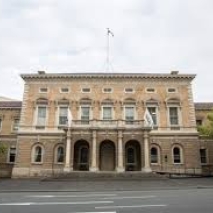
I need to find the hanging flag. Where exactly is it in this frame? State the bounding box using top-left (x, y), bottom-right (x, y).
top-left (67, 108), bottom-right (73, 128)
top-left (107, 28), bottom-right (114, 37)
top-left (144, 108), bottom-right (154, 128)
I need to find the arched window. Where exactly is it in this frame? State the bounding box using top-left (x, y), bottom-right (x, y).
top-left (151, 147), bottom-right (158, 164)
top-left (56, 146), bottom-right (64, 163)
top-left (32, 145), bottom-right (44, 163)
top-left (173, 147), bottom-right (182, 164)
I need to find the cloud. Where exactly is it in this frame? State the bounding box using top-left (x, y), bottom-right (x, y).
top-left (0, 0), bottom-right (213, 101)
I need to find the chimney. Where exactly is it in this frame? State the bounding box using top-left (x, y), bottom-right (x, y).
top-left (170, 71), bottom-right (179, 75)
top-left (38, 70), bottom-right (46, 75)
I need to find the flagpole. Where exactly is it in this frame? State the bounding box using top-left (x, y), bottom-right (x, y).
top-left (106, 28), bottom-right (110, 72)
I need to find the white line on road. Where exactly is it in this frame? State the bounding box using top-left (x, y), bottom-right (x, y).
top-left (69, 212), bottom-right (116, 213)
top-left (0, 201), bottom-right (113, 206)
top-left (101, 195), bottom-right (156, 200)
top-left (95, 204), bottom-right (167, 209)
top-left (26, 194), bottom-right (117, 198)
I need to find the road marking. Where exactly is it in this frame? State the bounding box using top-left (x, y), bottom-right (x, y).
top-left (26, 194), bottom-right (117, 198)
top-left (70, 212), bottom-right (116, 213)
top-left (0, 201), bottom-right (113, 206)
top-left (96, 204), bottom-right (167, 209)
top-left (101, 195), bottom-right (156, 200)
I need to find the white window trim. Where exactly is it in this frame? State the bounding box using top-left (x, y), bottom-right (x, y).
top-left (145, 87), bottom-right (156, 93)
top-left (81, 87), bottom-right (91, 93)
top-left (167, 106), bottom-right (182, 127)
top-left (34, 105), bottom-right (48, 128)
top-left (56, 105), bottom-right (69, 127)
top-left (102, 87), bottom-right (113, 93)
top-left (79, 105), bottom-right (92, 120)
top-left (39, 87), bottom-right (48, 93)
top-left (124, 105), bottom-right (137, 121)
top-left (124, 88), bottom-right (135, 93)
top-left (167, 87), bottom-right (178, 93)
top-left (60, 87), bottom-right (70, 93)
top-left (54, 145), bottom-right (65, 164)
top-left (172, 145), bottom-right (184, 165)
top-left (150, 145), bottom-right (160, 165)
top-left (101, 105), bottom-right (114, 120)
top-left (11, 119), bottom-right (19, 132)
top-left (31, 144), bottom-right (44, 164)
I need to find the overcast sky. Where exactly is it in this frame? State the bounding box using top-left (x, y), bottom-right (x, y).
top-left (0, 0), bottom-right (212, 101)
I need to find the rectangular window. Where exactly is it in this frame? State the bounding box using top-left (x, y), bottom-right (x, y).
top-left (200, 149), bottom-right (207, 164)
top-left (60, 87), bottom-right (69, 93)
top-left (103, 107), bottom-right (112, 120)
top-left (81, 106), bottom-right (90, 124)
top-left (167, 88), bottom-right (177, 93)
top-left (39, 87), bottom-right (48, 93)
top-left (125, 107), bottom-right (134, 124)
top-left (196, 119), bottom-right (203, 126)
top-left (103, 88), bottom-right (112, 93)
top-left (9, 147), bottom-right (16, 163)
top-left (82, 88), bottom-right (91, 93)
top-left (169, 107), bottom-right (179, 125)
top-left (37, 106), bottom-right (47, 126)
top-left (146, 88), bottom-right (155, 93)
top-left (147, 107), bottom-right (157, 125)
top-left (12, 119), bottom-right (19, 131)
top-left (59, 107), bottom-right (68, 126)
top-left (125, 88), bottom-right (134, 93)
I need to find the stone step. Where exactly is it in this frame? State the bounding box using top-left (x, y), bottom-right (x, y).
top-left (43, 171), bottom-right (167, 181)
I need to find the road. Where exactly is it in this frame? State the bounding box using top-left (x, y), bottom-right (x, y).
top-left (0, 188), bottom-right (213, 213)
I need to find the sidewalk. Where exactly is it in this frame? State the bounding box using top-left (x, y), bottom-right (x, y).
top-left (0, 177), bottom-right (213, 193)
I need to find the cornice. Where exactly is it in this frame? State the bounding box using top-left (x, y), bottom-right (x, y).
top-left (21, 72), bottom-right (196, 81)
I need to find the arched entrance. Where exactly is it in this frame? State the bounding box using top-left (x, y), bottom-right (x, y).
top-left (74, 140), bottom-right (89, 171)
top-left (99, 140), bottom-right (115, 171)
top-left (125, 140), bottom-right (141, 171)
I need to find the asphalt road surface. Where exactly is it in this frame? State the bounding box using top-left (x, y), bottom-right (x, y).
top-left (0, 188), bottom-right (213, 213)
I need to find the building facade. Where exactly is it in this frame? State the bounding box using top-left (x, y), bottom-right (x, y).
top-left (0, 71), bottom-right (212, 178)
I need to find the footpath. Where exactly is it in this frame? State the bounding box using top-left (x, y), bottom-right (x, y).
top-left (0, 177), bottom-right (213, 193)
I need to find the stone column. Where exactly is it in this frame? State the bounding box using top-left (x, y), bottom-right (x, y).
top-left (90, 130), bottom-right (98, 171)
top-left (64, 128), bottom-right (73, 172)
top-left (117, 130), bottom-right (124, 172)
top-left (142, 131), bottom-right (152, 172)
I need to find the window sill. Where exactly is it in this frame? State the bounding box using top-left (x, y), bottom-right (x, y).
top-left (31, 162), bottom-right (43, 165)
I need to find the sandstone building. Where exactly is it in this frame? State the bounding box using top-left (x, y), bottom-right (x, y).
top-left (0, 71), bottom-right (212, 177)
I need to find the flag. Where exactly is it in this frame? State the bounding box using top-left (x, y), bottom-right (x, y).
top-left (67, 108), bottom-right (72, 128)
top-left (107, 28), bottom-right (114, 37)
top-left (144, 108), bottom-right (154, 128)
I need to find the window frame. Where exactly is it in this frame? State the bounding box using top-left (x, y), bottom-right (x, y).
top-left (200, 148), bottom-right (208, 164)
top-left (35, 105), bottom-right (47, 127)
top-left (102, 87), bottom-right (113, 93)
top-left (150, 146), bottom-right (160, 164)
top-left (81, 87), bottom-right (91, 93)
top-left (172, 146), bottom-right (183, 164)
top-left (12, 118), bottom-right (20, 131)
top-left (31, 145), bottom-right (44, 164)
top-left (80, 106), bottom-right (91, 124)
top-left (55, 145), bottom-right (65, 164)
top-left (58, 106), bottom-right (68, 126)
top-left (39, 87), bottom-right (48, 93)
top-left (147, 106), bottom-right (158, 127)
top-left (168, 106), bottom-right (181, 127)
top-left (145, 88), bottom-right (156, 93)
top-left (102, 106), bottom-right (113, 120)
top-left (124, 106), bottom-right (135, 124)
top-left (60, 87), bottom-right (70, 93)
top-left (124, 88), bottom-right (134, 93)
top-left (8, 147), bottom-right (16, 164)
top-left (167, 87), bottom-right (177, 93)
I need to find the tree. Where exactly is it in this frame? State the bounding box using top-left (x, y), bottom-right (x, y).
top-left (0, 143), bottom-right (7, 155)
top-left (197, 110), bottom-right (213, 138)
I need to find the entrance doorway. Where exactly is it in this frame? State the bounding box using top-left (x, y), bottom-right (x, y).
top-left (100, 140), bottom-right (115, 171)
